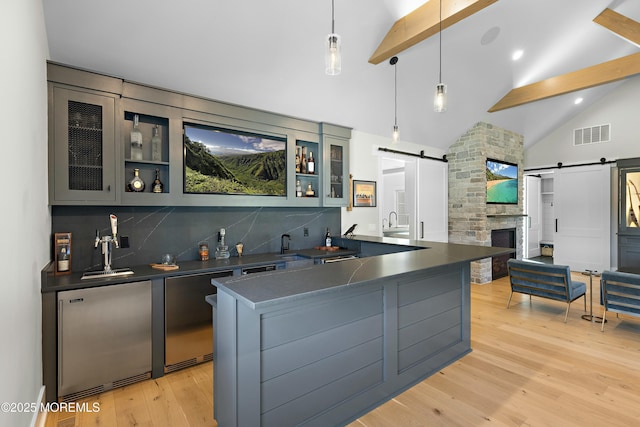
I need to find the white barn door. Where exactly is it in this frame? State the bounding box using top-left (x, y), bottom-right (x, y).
top-left (554, 165), bottom-right (611, 272)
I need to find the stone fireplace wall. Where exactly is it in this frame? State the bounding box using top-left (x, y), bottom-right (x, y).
top-left (447, 122), bottom-right (525, 284)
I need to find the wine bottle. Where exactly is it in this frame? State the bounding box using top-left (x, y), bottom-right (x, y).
top-left (130, 168), bottom-right (145, 192)
top-left (57, 246), bottom-right (70, 272)
top-left (151, 125), bottom-right (162, 161)
top-left (152, 169), bottom-right (163, 193)
top-left (130, 114), bottom-right (143, 160)
top-left (325, 228), bottom-right (332, 247)
top-left (308, 151), bottom-right (315, 174)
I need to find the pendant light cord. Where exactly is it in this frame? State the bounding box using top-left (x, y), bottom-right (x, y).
top-left (439, 0), bottom-right (442, 84)
top-left (394, 60), bottom-right (398, 126)
top-left (331, 0), bottom-right (335, 33)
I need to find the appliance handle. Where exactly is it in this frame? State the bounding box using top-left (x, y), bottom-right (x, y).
top-left (420, 221), bottom-right (424, 239)
top-left (57, 299), bottom-right (63, 390)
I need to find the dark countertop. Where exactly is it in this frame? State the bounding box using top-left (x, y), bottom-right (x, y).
top-left (211, 235), bottom-right (512, 310)
top-left (42, 248), bottom-right (357, 293)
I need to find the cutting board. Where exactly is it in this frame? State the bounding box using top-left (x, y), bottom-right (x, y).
top-left (314, 246), bottom-right (340, 252)
top-left (150, 263), bottom-right (180, 271)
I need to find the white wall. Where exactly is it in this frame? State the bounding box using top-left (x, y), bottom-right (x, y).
top-left (342, 130), bottom-right (445, 236)
top-left (0, 1), bottom-right (50, 425)
top-left (525, 76), bottom-right (640, 168)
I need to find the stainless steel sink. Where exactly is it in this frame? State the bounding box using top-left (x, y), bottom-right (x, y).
top-left (383, 227), bottom-right (410, 238)
top-left (277, 254), bottom-right (314, 269)
top-left (81, 268), bottom-right (135, 280)
top-left (277, 254), bottom-right (306, 261)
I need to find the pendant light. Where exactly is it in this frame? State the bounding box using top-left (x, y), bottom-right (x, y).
top-left (390, 56), bottom-right (399, 143)
top-left (434, 0), bottom-right (447, 112)
top-left (325, 0), bottom-right (341, 75)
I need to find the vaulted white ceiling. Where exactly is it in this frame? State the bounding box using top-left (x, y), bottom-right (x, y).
top-left (42, 0), bottom-right (640, 151)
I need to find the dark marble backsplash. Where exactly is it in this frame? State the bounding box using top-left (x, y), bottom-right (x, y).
top-left (52, 206), bottom-right (341, 272)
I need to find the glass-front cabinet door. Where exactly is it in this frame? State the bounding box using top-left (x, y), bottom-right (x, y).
top-left (618, 164), bottom-right (640, 269)
top-left (51, 87), bottom-right (117, 203)
top-left (323, 135), bottom-right (349, 207)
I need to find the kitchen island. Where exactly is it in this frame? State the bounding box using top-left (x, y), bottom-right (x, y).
top-left (209, 236), bottom-right (511, 427)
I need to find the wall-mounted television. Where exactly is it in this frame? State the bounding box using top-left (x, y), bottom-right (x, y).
top-left (486, 158), bottom-right (518, 204)
top-left (183, 123), bottom-right (286, 196)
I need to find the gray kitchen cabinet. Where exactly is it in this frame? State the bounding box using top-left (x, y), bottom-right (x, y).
top-left (48, 62), bottom-right (352, 207)
top-left (322, 124), bottom-right (351, 207)
top-left (57, 280), bottom-right (152, 401)
top-left (49, 86), bottom-right (119, 204)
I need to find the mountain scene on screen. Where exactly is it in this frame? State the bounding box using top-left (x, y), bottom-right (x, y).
top-left (184, 134), bottom-right (286, 195)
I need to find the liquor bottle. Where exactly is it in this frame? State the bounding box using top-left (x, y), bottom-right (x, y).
top-left (295, 151), bottom-right (301, 173)
top-left (296, 179), bottom-right (302, 197)
top-left (151, 125), bottom-right (162, 161)
top-left (130, 114), bottom-right (143, 160)
top-left (325, 228), bottom-right (332, 247)
top-left (301, 147), bottom-right (308, 174)
top-left (57, 246), bottom-right (70, 272)
top-left (130, 168), bottom-right (145, 192)
top-left (305, 184), bottom-right (315, 197)
top-left (308, 151), bottom-right (315, 174)
top-left (152, 169), bottom-right (163, 193)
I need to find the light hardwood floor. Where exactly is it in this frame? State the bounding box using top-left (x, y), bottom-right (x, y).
top-left (45, 273), bottom-right (640, 427)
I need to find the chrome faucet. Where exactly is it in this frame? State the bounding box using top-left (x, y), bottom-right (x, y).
top-left (280, 234), bottom-right (291, 254)
top-left (388, 211), bottom-right (398, 228)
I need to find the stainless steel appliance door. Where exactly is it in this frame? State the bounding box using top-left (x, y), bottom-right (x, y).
top-left (58, 281), bottom-right (152, 398)
top-left (165, 270), bottom-right (233, 369)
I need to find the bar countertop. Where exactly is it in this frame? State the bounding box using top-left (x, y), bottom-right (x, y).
top-left (211, 235), bottom-right (512, 309)
top-left (42, 247), bottom-right (357, 293)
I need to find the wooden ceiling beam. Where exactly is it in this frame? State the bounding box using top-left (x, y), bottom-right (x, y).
top-left (488, 52), bottom-right (640, 112)
top-left (368, 0), bottom-right (498, 65)
top-left (593, 8), bottom-right (640, 46)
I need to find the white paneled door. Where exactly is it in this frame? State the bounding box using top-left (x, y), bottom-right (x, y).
top-left (553, 165), bottom-right (611, 272)
top-left (525, 175), bottom-right (541, 258)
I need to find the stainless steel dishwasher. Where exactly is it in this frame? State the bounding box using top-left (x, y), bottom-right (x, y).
top-left (165, 270), bottom-right (234, 372)
top-left (58, 280), bottom-right (152, 401)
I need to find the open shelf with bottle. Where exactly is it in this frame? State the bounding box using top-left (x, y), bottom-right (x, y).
top-left (123, 111), bottom-right (170, 198)
top-left (294, 140), bottom-right (320, 202)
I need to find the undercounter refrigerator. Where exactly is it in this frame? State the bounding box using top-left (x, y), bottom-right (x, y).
top-left (164, 270), bottom-right (234, 372)
top-left (58, 280), bottom-right (152, 401)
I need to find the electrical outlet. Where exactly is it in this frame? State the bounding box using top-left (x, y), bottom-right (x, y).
top-left (304, 228), bottom-right (309, 236)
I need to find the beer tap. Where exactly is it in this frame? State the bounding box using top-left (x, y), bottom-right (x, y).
top-left (82, 214), bottom-right (133, 279)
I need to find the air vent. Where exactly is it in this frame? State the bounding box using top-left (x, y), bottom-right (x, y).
top-left (574, 124), bottom-right (610, 146)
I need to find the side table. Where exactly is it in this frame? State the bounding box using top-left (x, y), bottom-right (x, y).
top-left (581, 269), bottom-right (606, 323)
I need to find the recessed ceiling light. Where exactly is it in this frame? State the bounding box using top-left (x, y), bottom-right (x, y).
top-left (512, 50), bottom-right (524, 61)
top-left (574, 97), bottom-right (584, 105)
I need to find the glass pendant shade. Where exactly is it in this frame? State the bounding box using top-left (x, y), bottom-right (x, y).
top-left (434, 83), bottom-right (447, 112)
top-left (325, 33), bottom-right (342, 75)
top-left (392, 125), bottom-right (399, 143)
